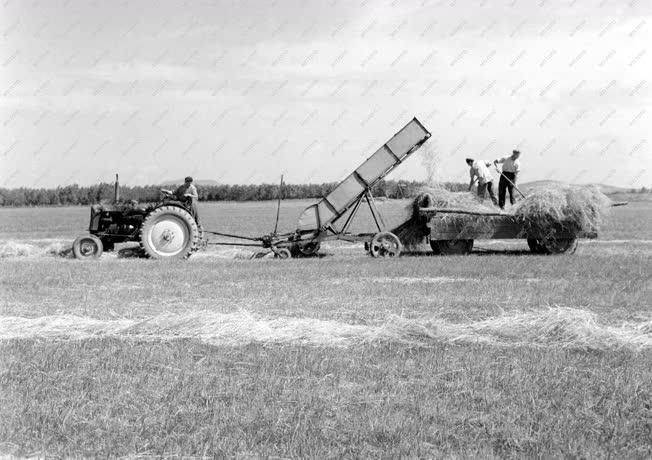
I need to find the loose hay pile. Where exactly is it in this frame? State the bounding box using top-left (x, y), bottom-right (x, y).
top-left (394, 183), bottom-right (611, 247)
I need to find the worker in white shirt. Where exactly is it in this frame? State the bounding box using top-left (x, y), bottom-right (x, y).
top-left (175, 176), bottom-right (200, 223)
top-left (493, 150), bottom-right (521, 210)
top-left (466, 158), bottom-right (498, 205)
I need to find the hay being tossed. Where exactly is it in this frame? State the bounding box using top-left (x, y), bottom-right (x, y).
top-left (393, 183), bottom-right (611, 247)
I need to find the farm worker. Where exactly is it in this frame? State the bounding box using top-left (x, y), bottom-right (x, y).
top-left (175, 176), bottom-right (200, 224)
top-left (466, 158), bottom-right (498, 205)
top-left (494, 150), bottom-right (521, 210)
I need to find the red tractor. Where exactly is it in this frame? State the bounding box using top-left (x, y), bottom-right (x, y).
top-left (72, 175), bottom-right (202, 260)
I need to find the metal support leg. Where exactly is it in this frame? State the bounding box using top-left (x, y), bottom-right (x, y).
top-left (365, 191), bottom-right (386, 232)
top-left (340, 197), bottom-right (363, 234)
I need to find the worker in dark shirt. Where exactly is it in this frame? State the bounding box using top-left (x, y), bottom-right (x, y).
top-left (494, 150), bottom-right (521, 210)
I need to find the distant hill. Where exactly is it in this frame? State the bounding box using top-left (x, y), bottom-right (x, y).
top-left (593, 184), bottom-right (629, 194)
top-left (520, 181), bottom-right (628, 194)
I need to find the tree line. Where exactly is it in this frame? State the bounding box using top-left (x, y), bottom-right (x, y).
top-left (2, 181), bottom-right (648, 207)
top-left (0, 180), bottom-right (470, 207)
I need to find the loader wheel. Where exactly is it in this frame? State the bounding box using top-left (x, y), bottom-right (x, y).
top-left (139, 206), bottom-right (199, 259)
top-left (273, 247), bottom-right (292, 259)
top-left (73, 235), bottom-right (103, 260)
top-left (437, 239), bottom-right (473, 255)
top-left (369, 232), bottom-right (402, 258)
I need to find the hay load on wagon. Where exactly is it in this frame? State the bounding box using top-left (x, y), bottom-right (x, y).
top-left (514, 184), bottom-right (610, 241)
top-left (394, 183), bottom-right (612, 254)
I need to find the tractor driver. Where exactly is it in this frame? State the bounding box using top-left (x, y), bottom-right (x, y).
top-left (175, 176), bottom-right (200, 224)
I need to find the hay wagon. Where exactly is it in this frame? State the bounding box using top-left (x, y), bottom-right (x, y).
top-left (414, 208), bottom-right (597, 255)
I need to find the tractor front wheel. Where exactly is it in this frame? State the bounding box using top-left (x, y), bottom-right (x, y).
top-left (139, 206), bottom-right (200, 259)
top-left (73, 235), bottom-right (104, 260)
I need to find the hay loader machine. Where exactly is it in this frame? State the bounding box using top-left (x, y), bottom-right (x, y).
top-left (200, 117), bottom-right (433, 259)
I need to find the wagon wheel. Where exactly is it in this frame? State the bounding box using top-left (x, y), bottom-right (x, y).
top-left (542, 237), bottom-right (578, 255)
top-left (292, 241), bottom-right (321, 257)
top-left (139, 206), bottom-right (200, 259)
top-left (273, 247), bottom-right (292, 259)
top-left (437, 239), bottom-right (473, 255)
top-left (527, 238), bottom-right (547, 254)
top-left (72, 235), bottom-right (104, 260)
top-left (429, 238), bottom-right (441, 255)
top-left (369, 232), bottom-right (402, 258)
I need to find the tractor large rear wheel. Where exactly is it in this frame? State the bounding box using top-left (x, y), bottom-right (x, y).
top-left (139, 206), bottom-right (199, 259)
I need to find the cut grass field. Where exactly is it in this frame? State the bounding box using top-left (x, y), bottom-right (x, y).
top-left (1, 200), bottom-right (651, 457)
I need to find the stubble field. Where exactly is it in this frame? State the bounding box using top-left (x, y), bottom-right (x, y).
top-left (1, 199), bottom-right (651, 457)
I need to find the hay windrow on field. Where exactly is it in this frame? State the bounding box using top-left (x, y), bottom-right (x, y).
top-left (0, 239), bottom-right (265, 259)
top-left (2, 308), bottom-right (650, 352)
top-left (0, 240), bottom-right (72, 258)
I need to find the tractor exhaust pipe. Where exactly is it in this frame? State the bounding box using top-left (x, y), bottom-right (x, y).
top-left (114, 174), bottom-right (120, 203)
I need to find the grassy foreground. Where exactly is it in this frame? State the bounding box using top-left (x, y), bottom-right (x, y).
top-left (2, 339), bottom-right (651, 458)
top-left (1, 246), bottom-right (651, 457)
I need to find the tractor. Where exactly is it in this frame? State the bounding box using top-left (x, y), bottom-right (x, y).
top-left (72, 175), bottom-right (202, 260)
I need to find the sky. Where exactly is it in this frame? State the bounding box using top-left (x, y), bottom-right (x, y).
top-left (1, 0), bottom-right (650, 189)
